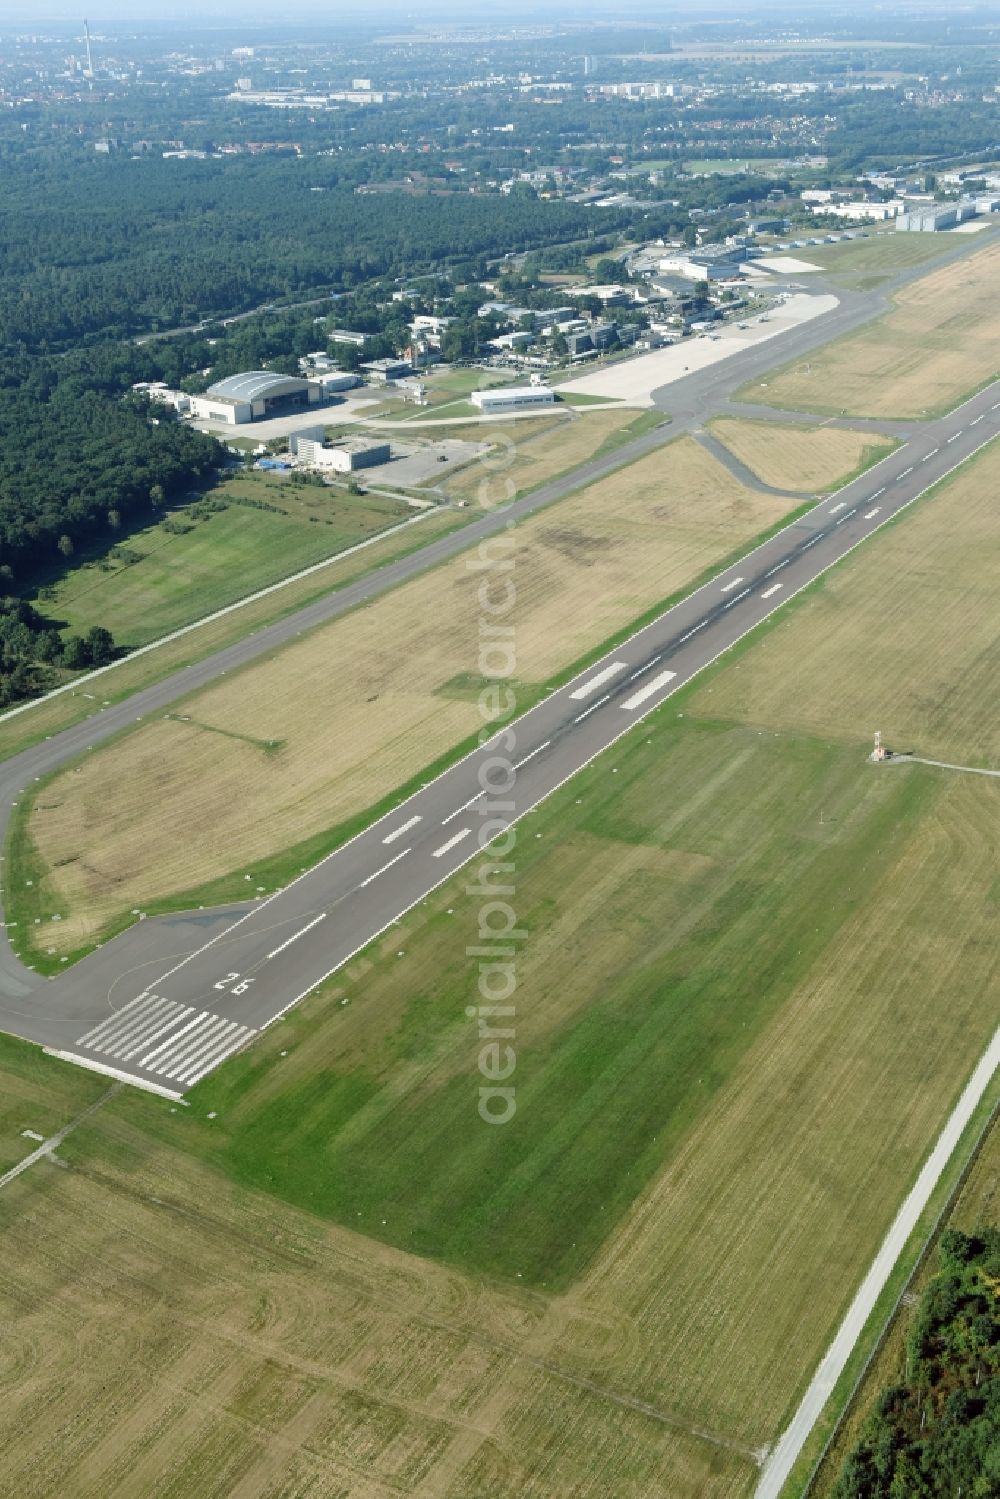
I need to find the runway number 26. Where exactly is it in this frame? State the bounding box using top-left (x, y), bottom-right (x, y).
top-left (214, 972), bottom-right (254, 995)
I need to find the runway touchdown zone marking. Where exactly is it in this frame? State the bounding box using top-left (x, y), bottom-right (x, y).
top-left (621, 669), bottom-right (676, 712)
top-left (569, 662), bottom-right (628, 700)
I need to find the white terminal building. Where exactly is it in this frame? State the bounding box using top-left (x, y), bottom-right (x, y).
top-left (470, 386), bottom-right (556, 414)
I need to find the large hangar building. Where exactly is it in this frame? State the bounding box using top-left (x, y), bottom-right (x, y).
top-left (191, 370), bottom-right (322, 425)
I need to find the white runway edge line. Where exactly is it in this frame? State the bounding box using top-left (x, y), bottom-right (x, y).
top-left (382, 815), bottom-right (421, 845)
top-left (756, 1020), bottom-right (1000, 1499)
top-left (569, 662), bottom-right (629, 700)
top-left (266, 912), bottom-right (326, 960)
top-left (0, 510), bottom-right (435, 725)
top-left (250, 419), bottom-right (1000, 1048)
top-left (432, 828), bottom-right (472, 859)
top-left (621, 669), bottom-right (676, 711)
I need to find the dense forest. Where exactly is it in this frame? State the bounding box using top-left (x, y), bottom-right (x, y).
top-left (833, 1228), bottom-right (1000, 1498)
top-left (0, 156), bottom-right (620, 351)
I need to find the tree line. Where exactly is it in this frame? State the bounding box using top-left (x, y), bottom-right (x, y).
top-left (833, 1227), bottom-right (1000, 1497)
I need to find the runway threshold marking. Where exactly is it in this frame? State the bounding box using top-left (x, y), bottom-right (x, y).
top-left (720, 576), bottom-right (744, 593)
top-left (569, 662), bottom-right (628, 700)
top-left (621, 669), bottom-right (676, 712)
top-left (433, 828), bottom-right (472, 858)
top-left (359, 848), bottom-right (411, 889)
top-left (761, 583), bottom-right (783, 599)
top-left (266, 913), bottom-right (326, 960)
top-left (383, 815), bottom-right (420, 844)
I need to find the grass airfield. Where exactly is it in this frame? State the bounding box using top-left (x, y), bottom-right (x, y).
top-left (0, 431), bottom-right (997, 1497)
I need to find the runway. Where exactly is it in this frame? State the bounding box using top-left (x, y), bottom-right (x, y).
top-left (6, 379), bottom-right (998, 1096)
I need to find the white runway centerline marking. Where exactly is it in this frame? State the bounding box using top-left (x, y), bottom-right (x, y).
top-left (897, 466), bottom-right (913, 478)
top-left (723, 587), bottom-right (751, 608)
top-left (720, 576), bottom-right (744, 593)
top-left (970, 413), bottom-right (985, 425)
top-left (266, 913), bottom-right (326, 960)
top-left (871, 487), bottom-right (885, 498)
top-left (678, 621), bottom-right (707, 643)
top-left (573, 692), bottom-right (611, 723)
top-left (761, 583), bottom-right (783, 599)
top-left (383, 815), bottom-right (420, 844)
top-left (801, 535), bottom-right (822, 550)
top-left (763, 559), bottom-right (789, 578)
top-left (432, 828), bottom-right (472, 858)
top-left (628, 656), bottom-right (662, 681)
top-left (569, 662), bottom-right (628, 700)
top-left (947, 432), bottom-right (961, 443)
top-left (621, 669), bottom-right (676, 712)
top-left (922, 448), bottom-right (939, 460)
top-left (359, 848), bottom-right (411, 888)
top-left (513, 740), bottom-right (551, 771)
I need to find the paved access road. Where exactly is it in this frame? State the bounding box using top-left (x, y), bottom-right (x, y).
top-left (3, 378), bottom-right (996, 1097)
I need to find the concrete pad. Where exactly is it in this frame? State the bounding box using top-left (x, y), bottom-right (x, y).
top-left (558, 293), bottom-right (839, 406)
top-left (755, 256), bottom-right (823, 273)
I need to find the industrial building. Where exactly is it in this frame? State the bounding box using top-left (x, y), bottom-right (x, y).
top-left (896, 197), bottom-right (998, 232)
top-left (290, 432), bottom-right (391, 472)
top-left (361, 358), bottom-right (412, 384)
top-left (193, 371), bottom-right (322, 425)
top-left (657, 246), bottom-right (746, 281)
top-left (471, 386), bottom-right (555, 414)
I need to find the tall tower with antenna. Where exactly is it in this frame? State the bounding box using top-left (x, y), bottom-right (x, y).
top-left (83, 19), bottom-right (94, 78)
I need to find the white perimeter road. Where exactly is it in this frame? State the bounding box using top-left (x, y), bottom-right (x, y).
top-left (756, 1018), bottom-right (1000, 1499)
top-left (558, 292), bottom-right (839, 405)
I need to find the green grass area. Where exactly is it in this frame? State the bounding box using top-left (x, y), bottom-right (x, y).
top-left (0, 506), bottom-right (467, 768)
top-left (131, 715), bottom-right (937, 1293)
top-left (39, 473), bottom-right (410, 649)
top-left (0, 1031), bottom-right (108, 1174)
top-left (591, 408), bottom-right (671, 458)
top-left (772, 229), bottom-right (987, 283)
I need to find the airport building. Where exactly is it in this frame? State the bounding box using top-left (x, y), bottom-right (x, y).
top-left (470, 386), bottom-right (555, 414)
top-left (290, 432), bottom-right (390, 472)
top-left (192, 371), bottom-right (322, 425)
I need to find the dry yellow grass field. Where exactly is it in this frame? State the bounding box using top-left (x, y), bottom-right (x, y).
top-left (709, 417), bottom-right (895, 492)
top-left (0, 1105), bottom-right (756, 1499)
top-left (747, 238), bottom-right (1000, 417)
top-left (688, 439), bottom-right (1000, 764)
top-left (26, 438), bottom-right (795, 952)
top-left (0, 506), bottom-right (464, 766)
top-left (442, 406), bottom-right (654, 503)
top-left (567, 772), bottom-right (999, 1443)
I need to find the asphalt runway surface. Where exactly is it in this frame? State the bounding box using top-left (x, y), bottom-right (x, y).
top-left (0, 232), bottom-right (996, 1096)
